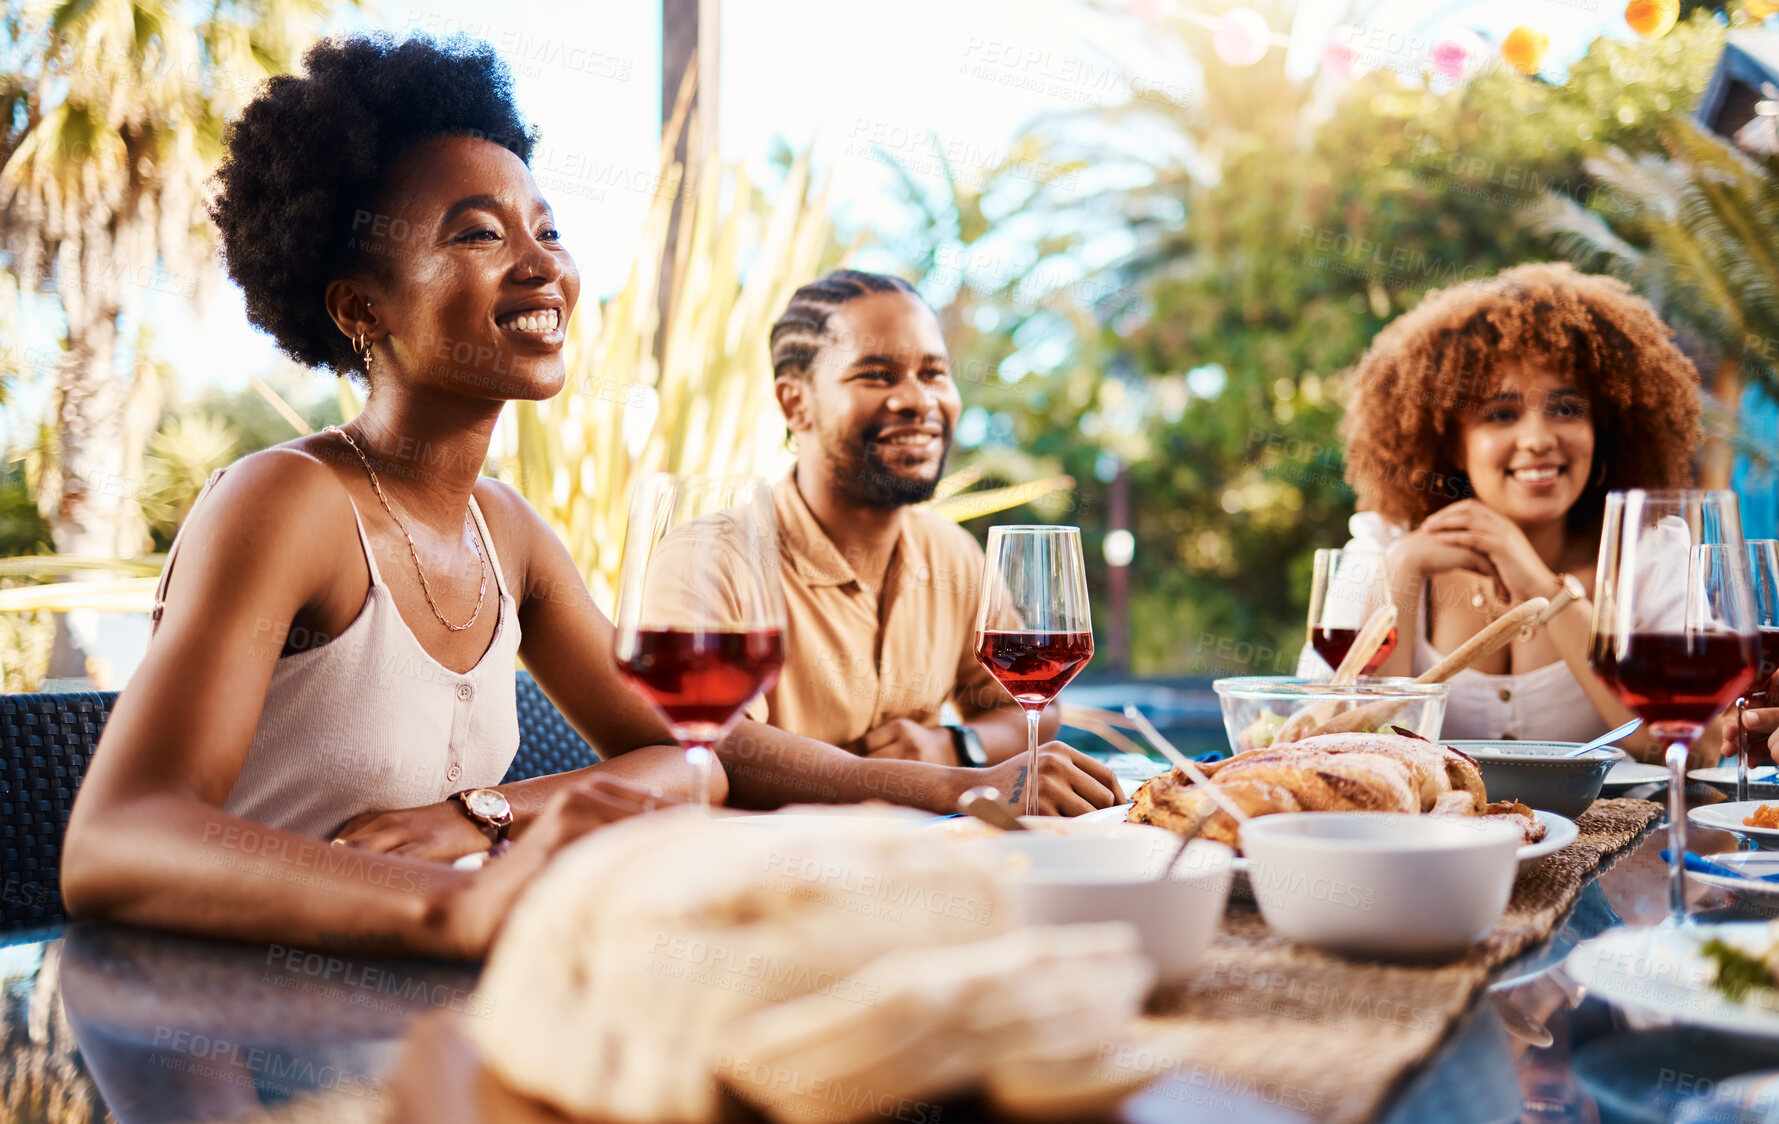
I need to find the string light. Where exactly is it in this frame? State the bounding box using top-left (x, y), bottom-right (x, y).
top-left (1213, 7), bottom-right (1271, 67)
top-left (1502, 25), bottom-right (1550, 76)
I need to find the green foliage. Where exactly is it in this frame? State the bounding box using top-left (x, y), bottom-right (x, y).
top-left (873, 13), bottom-right (1727, 676)
top-left (0, 461), bottom-right (51, 557)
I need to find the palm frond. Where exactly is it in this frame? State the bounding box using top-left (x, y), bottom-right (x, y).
top-left (924, 476), bottom-right (1076, 523)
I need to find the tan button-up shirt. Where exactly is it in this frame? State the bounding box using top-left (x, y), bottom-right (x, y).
top-left (743, 475), bottom-right (1010, 747)
top-left (638, 475), bottom-right (1012, 750)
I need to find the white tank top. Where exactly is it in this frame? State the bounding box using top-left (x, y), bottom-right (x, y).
top-left (151, 452), bottom-right (522, 838)
top-left (1296, 511), bottom-right (1691, 743)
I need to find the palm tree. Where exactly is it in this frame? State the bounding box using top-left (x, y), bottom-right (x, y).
top-left (1532, 118), bottom-right (1779, 487)
top-left (0, 0), bottom-right (338, 559)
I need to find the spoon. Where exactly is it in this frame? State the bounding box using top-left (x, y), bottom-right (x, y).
top-left (958, 786), bottom-right (1027, 831)
top-left (1561, 717), bottom-right (1642, 757)
top-left (1124, 705), bottom-right (1252, 827)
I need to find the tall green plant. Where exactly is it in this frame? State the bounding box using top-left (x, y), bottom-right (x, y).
top-left (496, 79), bottom-right (827, 610)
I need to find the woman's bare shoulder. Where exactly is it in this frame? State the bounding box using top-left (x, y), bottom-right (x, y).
top-left (167, 443), bottom-right (360, 584)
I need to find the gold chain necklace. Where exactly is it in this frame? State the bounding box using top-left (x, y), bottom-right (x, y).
top-left (326, 426), bottom-right (487, 632)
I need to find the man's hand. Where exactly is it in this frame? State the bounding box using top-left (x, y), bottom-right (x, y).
top-left (1718, 704), bottom-right (1777, 762)
top-left (333, 799), bottom-right (493, 862)
top-left (858, 718), bottom-right (960, 765)
top-left (982, 742), bottom-right (1125, 816)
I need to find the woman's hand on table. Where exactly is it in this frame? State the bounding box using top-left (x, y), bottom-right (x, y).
top-left (1417, 500), bottom-right (1557, 604)
top-left (333, 800), bottom-right (493, 862)
top-left (981, 743), bottom-right (1125, 817)
top-left (434, 775), bottom-right (684, 958)
top-left (336, 773), bottom-right (682, 863)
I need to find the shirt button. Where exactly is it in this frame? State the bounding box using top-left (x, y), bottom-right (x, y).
top-left (1498, 688), bottom-right (1512, 702)
top-left (446, 764), bottom-right (462, 783)
top-left (456, 683), bottom-right (474, 702)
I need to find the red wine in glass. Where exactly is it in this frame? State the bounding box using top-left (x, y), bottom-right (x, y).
top-left (1589, 501), bottom-right (1757, 928)
top-left (975, 630), bottom-right (1094, 706)
top-left (976, 526), bottom-right (1094, 816)
top-left (1310, 627), bottom-right (1399, 677)
top-left (1589, 631), bottom-right (1756, 731)
top-left (617, 628), bottom-right (785, 744)
top-left (614, 474), bottom-right (787, 810)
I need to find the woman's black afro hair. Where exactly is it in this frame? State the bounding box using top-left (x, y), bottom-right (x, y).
top-left (210, 33), bottom-right (536, 376)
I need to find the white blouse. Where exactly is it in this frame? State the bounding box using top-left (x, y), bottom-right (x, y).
top-left (1297, 511), bottom-right (1691, 742)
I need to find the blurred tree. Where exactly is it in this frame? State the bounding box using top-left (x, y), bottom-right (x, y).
top-left (1534, 119), bottom-right (1779, 487)
top-left (870, 9), bottom-right (1726, 676)
top-left (0, 0), bottom-right (342, 560)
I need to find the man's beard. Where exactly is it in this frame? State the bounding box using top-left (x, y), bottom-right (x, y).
top-left (823, 424), bottom-right (951, 510)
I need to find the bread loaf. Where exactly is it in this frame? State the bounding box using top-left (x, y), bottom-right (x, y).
top-left (1131, 732), bottom-right (1501, 851)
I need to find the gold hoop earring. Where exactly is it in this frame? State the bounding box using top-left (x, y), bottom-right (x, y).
top-left (352, 300), bottom-right (375, 376)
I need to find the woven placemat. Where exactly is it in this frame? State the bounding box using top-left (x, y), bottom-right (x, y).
top-left (1131, 798), bottom-right (1661, 1123)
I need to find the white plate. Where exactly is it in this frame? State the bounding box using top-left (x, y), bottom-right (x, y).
top-left (1690, 766), bottom-right (1779, 792)
top-left (1603, 760), bottom-right (1670, 790)
top-left (1075, 804), bottom-right (1575, 872)
top-left (1689, 802), bottom-right (1779, 843)
top-left (1682, 851), bottom-right (1779, 906)
top-left (1566, 922), bottom-right (1779, 1041)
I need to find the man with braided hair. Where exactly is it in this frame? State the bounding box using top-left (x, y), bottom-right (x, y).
top-left (700, 270), bottom-right (1124, 815)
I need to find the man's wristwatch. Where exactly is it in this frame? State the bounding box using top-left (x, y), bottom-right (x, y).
top-left (452, 787), bottom-right (514, 848)
top-left (950, 725), bottom-right (989, 767)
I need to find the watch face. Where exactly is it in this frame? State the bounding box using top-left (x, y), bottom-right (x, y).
top-left (465, 790), bottom-right (510, 820)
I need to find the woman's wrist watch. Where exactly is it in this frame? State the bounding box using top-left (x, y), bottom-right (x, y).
top-left (1539, 573), bottom-right (1588, 623)
top-left (452, 787), bottom-right (514, 849)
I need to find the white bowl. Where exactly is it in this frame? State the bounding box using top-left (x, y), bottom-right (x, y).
top-left (965, 825), bottom-right (1234, 984)
top-left (1242, 812), bottom-right (1520, 960)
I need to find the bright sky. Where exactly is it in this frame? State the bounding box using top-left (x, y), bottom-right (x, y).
top-left (5, 0), bottom-right (1650, 437)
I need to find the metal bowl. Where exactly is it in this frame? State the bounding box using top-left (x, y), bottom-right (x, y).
top-left (1449, 740), bottom-right (1626, 819)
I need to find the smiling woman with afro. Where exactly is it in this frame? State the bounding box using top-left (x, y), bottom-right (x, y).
top-left (62, 33), bottom-right (717, 960)
top-left (1305, 262), bottom-right (1701, 758)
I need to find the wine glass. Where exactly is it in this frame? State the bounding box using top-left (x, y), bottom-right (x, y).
top-left (975, 526), bottom-right (1095, 816)
top-left (1307, 548), bottom-right (1398, 676)
top-left (1736, 540), bottom-right (1779, 801)
top-left (1589, 491), bottom-right (1758, 925)
top-left (613, 474), bottom-right (787, 810)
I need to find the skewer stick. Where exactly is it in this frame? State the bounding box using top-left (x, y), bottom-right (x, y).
top-left (1312, 597), bottom-right (1550, 736)
top-left (1124, 705), bottom-right (1252, 825)
top-left (1273, 605), bottom-right (1400, 744)
top-left (1330, 603), bottom-right (1398, 685)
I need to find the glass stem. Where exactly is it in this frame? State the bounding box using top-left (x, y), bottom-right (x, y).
top-left (1738, 698), bottom-right (1750, 806)
top-left (1665, 738), bottom-right (1691, 925)
top-left (1024, 707), bottom-right (1042, 817)
top-left (686, 744), bottom-right (713, 813)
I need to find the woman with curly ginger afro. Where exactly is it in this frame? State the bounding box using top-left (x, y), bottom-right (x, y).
top-left (1308, 262), bottom-right (1702, 759)
top-left (62, 34), bottom-right (719, 959)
